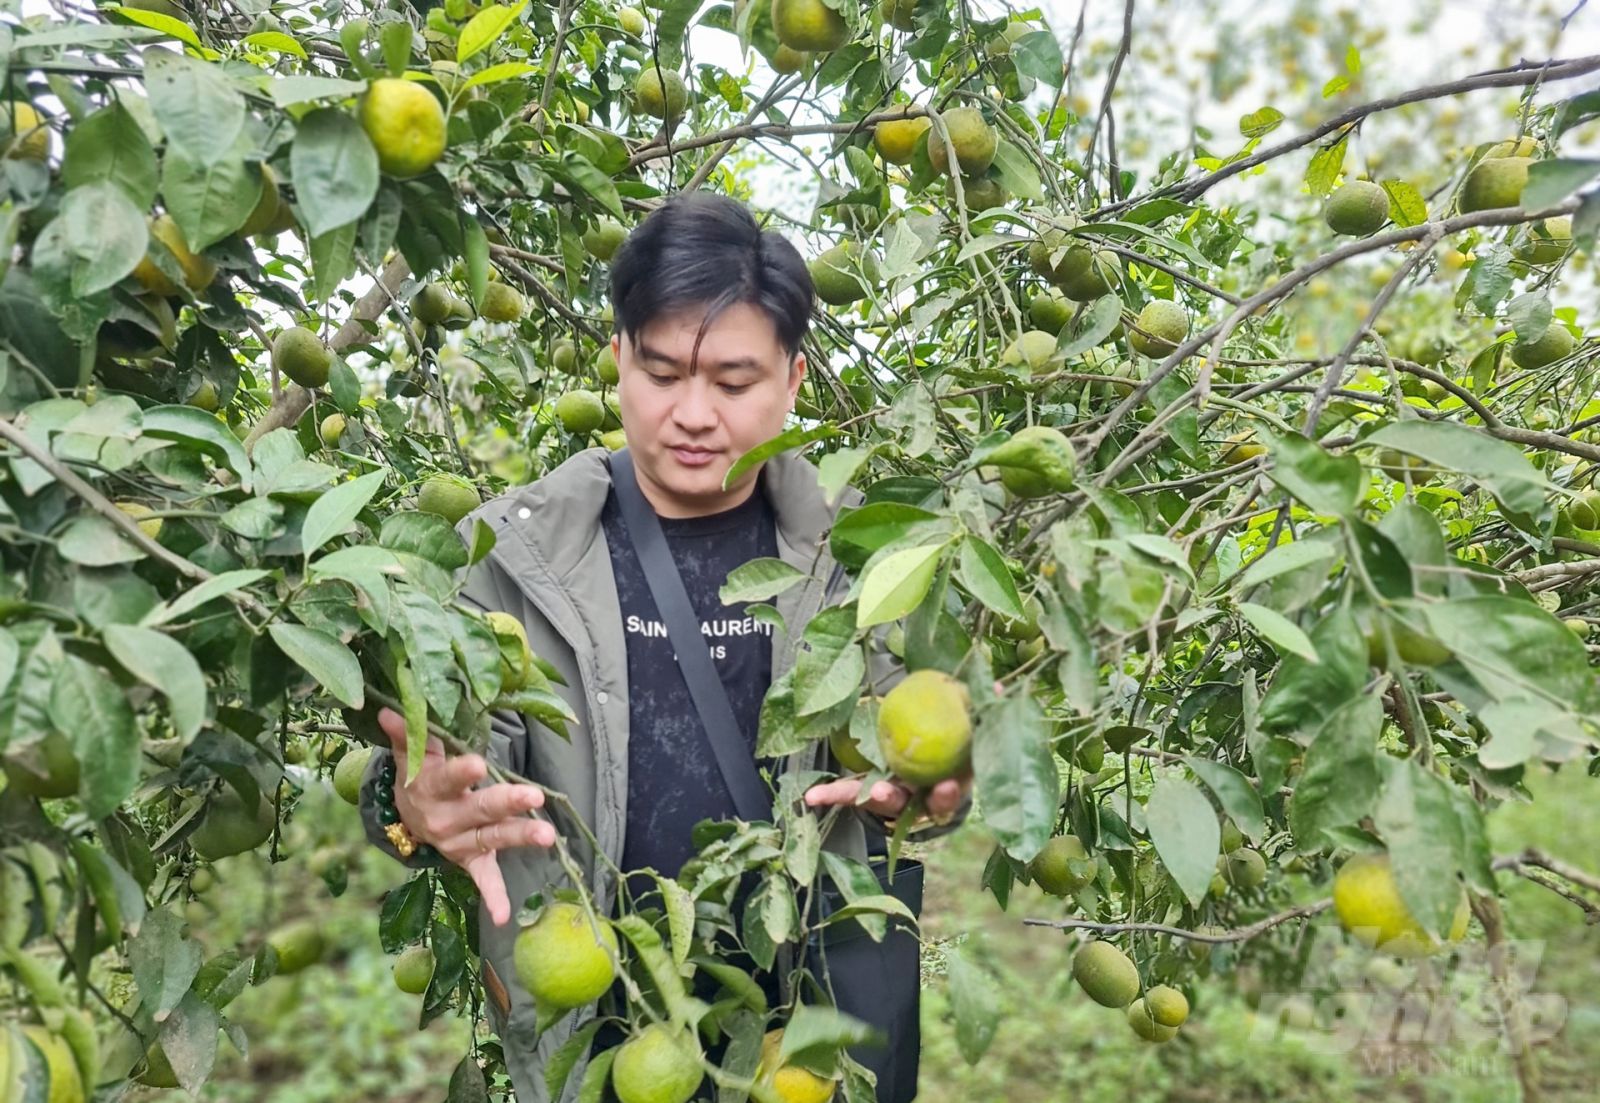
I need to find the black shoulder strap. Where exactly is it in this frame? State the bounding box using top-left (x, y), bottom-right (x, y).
top-left (605, 449), bottom-right (771, 821)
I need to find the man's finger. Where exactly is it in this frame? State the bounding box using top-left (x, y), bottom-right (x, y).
top-left (379, 706), bottom-right (444, 760)
top-left (410, 753), bottom-right (487, 803)
top-left (464, 852), bottom-right (512, 927)
top-left (803, 778), bottom-right (862, 807)
top-left (926, 779), bottom-right (963, 817)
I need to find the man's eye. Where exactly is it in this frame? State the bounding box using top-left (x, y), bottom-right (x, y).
top-left (648, 374), bottom-right (674, 385)
top-left (721, 385), bottom-right (750, 395)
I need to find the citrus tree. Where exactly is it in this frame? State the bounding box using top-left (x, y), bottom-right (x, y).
top-left (3, 0), bottom-right (1600, 1101)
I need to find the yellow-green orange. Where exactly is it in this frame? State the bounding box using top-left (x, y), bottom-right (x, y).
top-left (927, 107), bottom-right (997, 176)
top-left (1127, 998), bottom-right (1179, 1042)
top-left (413, 283), bottom-right (455, 325)
top-left (2, 730), bottom-right (80, 799)
top-left (600, 428), bottom-right (628, 451)
top-left (770, 45), bottom-right (809, 74)
top-left (1515, 215), bottom-right (1573, 265)
top-left (987, 425), bottom-right (1077, 499)
top-left (772, 0), bottom-right (848, 51)
top-left (876, 669), bottom-right (972, 786)
top-left (960, 174), bottom-right (1008, 210)
top-left (186, 378), bottom-right (219, 412)
top-left (481, 282), bottom-right (526, 323)
top-left (271, 326), bottom-right (332, 389)
top-left (190, 786), bottom-right (275, 860)
top-left (557, 389), bottom-right (606, 435)
top-left (1564, 490), bottom-right (1600, 531)
top-left (1027, 288), bottom-right (1072, 334)
top-left (394, 944), bottom-right (436, 994)
top-left (873, 111), bottom-right (930, 165)
top-left (618, 5), bottom-right (648, 34)
top-left (611, 1024), bottom-right (703, 1103)
top-left (810, 243), bottom-right (879, 306)
top-left (417, 472), bottom-right (479, 524)
top-left (635, 67), bottom-right (688, 120)
top-left (514, 901), bottom-right (619, 1009)
top-left (238, 163), bottom-right (282, 237)
top-left (880, 0), bottom-right (917, 30)
top-left (552, 337), bottom-right (579, 374)
top-left (1511, 322), bottom-right (1573, 369)
top-left (1000, 329), bottom-right (1058, 374)
top-left (332, 746), bottom-right (372, 805)
top-left (583, 219), bottom-right (627, 261)
top-left (267, 918), bottom-right (325, 974)
top-left (1029, 834), bottom-right (1096, 896)
top-left (1223, 847), bottom-right (1267, 889)
top-left (115, 500), bottom-right (163, 540)
top-left (359, 78), bottom-right (448, 178)
top-left (1460, 156), bottom-right (1532, 213)
top-left (319, 413), bottom-right (346, 448)
top-left (1324, 180), bottom-right (1390, 236)
top-left (134, 214), bottom-right (216, 296)
top-left (1072, 939), bottom-right (1139, 1007)
top-left (829, 724), bottom-right (874, 774)
top-left (758, 1028), bottom-right (836, 1103)
top-left (1333, 851), bottom-right (1470, 958)
top-left (1129, 300), bottom-right (1189, 357)
top-left (21, 1025), bottom-right (85, 1103)
top-left (5, 102), bottom-right (49, 161)
top-left (1058, 246), bottom-right (1120, 301)
top-left (1145, 984), bottom-right (1189, 1027)
top-left (596, 344), bottom-right (619, 385)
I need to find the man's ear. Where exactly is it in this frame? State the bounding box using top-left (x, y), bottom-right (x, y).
top-left (787, 351), bottom-right (807, 405)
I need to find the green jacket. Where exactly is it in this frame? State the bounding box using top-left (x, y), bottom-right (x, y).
top-left (359, 446), bottom-right (950, 1102)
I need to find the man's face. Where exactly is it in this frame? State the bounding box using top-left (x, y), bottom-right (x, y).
top-left (614, 301), bottom-right (806, 518)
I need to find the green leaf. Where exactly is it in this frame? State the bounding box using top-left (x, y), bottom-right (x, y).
top-left (269, 75), bottom-right (369, 109)
top-left (1381, 179), bottom-right (1428, 227)
top-left (544, 1020), bottom-right (603, 1101)
top-left (61, 103), bottom-right (157, 207)
top-left (458, 0), bottom-right (529, 63)
top-left (652, 0), bottom-right (701, 69)
top-left (1469, 243), bottom-right (1513, 314)
top-left (778, 1005), bottom-right (882, 1067)
top-left (1239, 106), bottom-right (1284, 138)
top-left (946, 947), bottom-right (1001, 1066)
top-left (783, 813), bottom-right (821, 885)
top-left (142, 405), bottom-right (252, 490)
top-left (445, 1053), bottom-right (488, 1103)
top-left (1287, 695), bottom-right (1381, 848)
top-left (462, 61), bottom-right (540, 90)
top-left (1183, 757), bottom-right (1265, 843)
top-left (309, 222), bottom-right (358, 305)
top-left (576, 1048), bottom-right (615, 1103)
top-left (51, 655), bottom-right (138, 817)
top-left (1055, 293), bottom-right (1122, 357)
top-left (1365, 421), bottom-right (1549, 527)
top-left (1233, 539), bottom-right (1338, 592)
top-left (1011, 30), bottom-right (1064, 87)
top-left (1375, 759), bottom-right (1468, 939)
top-left (109, 5), bottom-right (203, 50)
top-left (1521, 158), bottom-right (1600, 211)
top-left (1304, 135), bottom-right (1348, 198)
top-left (972, 692), bottom-right (1058, 863)
top-left (127, 908), bottom-right (203, 1024)
top-left (142, 569), bottom-right (269, 628)
top-left (989, 140), bottom-right (1044, 203)
top-left (1146, 775), bottom-right (1220, 907)
top-left (143, 48), bottom-right (244, 168)
top-left (161, 149), bottom-right (258, 252)
top-left (0, 628), bottom-right (18, 697)
top-left (1423, 596), bottom-right (1590, 707)
top-left (379, 20), bottom-right (413, 75)
top-left (795, 605), bottom-right (865, 717)
top-left (290, 108), bottom-right (380, 241)
top-left (1507, 291), bottom-right (1552, 344)
top-left (856, 541), bottom-right (948, 629)
top-left (302, 469), bottom-right (386, 556)
top-left (1237, 602), bottom-right (1319, 662)
top-left (267, 624), bottom-right (364, 708)
top-left (1266, 431), bottom-right (1362, 517)
top-left (1258, 608), bottom-right (1366, 736)
top-left (242, 30), bottom-right (308, 58)
top-left (104, 625), bottom-right (207, 740)
top-left (49, 182), bottom-right (147, 295)
top-left (58, 514), bottom-right (145, 566)
top-left (396, 591), bottom-right (462, 722)
top-left (380, 511), bottom-right (469, 569)
top-left (378, 874), bottom-right (434, 953)
top-left (719, 557), bottom-right (808, 604)
top-left (724, 423), bottom-right (840, 489)
top-left (956, 536), bottom-right (1024, 621)
top-left (613, 913), bottom-right (697, 1026)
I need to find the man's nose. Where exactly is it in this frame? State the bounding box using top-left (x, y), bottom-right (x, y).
top-left (672, 379), bottom-right (717, 430)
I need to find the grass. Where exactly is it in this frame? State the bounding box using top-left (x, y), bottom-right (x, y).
top-left (136, 764), bottom-right (1600, 1101)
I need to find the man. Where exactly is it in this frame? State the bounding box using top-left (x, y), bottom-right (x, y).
top-left (360, 193), bottom-right (969, 1102)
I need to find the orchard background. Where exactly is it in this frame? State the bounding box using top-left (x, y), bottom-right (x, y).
top-left (3, 0), bottom-right (1600, 1101)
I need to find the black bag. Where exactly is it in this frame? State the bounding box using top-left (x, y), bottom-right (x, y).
top-left (606, 449), bottom-right (922, 1103)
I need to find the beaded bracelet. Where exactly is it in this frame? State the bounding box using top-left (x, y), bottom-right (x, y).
top-left (373, 753), bottom-right (438, 863)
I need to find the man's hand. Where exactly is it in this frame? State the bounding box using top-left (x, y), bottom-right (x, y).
top-left (802, 774), bottom-right (969, 825)
top-left (377, 707), bottom-right (557, 926)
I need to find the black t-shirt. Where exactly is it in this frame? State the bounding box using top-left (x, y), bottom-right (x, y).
top-left (600, 468), bottom-right (780, 889)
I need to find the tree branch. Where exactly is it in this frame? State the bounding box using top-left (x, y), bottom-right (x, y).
top-left (1023, 898), bottom-right (1332, 942)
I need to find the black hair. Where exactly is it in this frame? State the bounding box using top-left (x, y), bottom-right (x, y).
top-left (607, 192), bottom-right (813, 372)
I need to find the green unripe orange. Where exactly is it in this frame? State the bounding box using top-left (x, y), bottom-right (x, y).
top-left (1324, 180), bottom-right (1390, 236)
top-left (417, 473), bottom-right (479, 524)
top-left (1072, 940), bottom-right (1140, 1007)
top-left (876, 669), bottom-right (972, 786)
